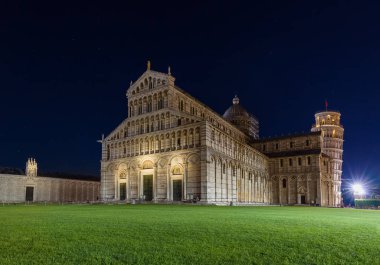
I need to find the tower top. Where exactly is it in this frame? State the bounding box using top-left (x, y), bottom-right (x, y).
top-left (311, 110), bottom-right (343, 131)
top-left (232, 95), bottom-right (240, 105)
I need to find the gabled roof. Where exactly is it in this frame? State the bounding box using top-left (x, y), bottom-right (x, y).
top-left (133, 69), bottom-right (172, 86)
top-left (126, 65), bottom-right (175, 98)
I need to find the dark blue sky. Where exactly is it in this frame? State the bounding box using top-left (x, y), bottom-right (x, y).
top-left (1, 1), bottom-right (379, 185)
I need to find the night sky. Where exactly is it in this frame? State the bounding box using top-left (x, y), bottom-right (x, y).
top-left (1, 1), bottom-right (379, 186)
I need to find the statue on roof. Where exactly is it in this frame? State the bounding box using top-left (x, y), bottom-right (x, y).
top-left (147, 60), bottom-right (151, 71)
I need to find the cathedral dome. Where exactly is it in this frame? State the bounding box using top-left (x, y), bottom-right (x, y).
top-left (223, 96), bottom-right (259, 139)
top-left (223, 96), bottom-right (250, 119)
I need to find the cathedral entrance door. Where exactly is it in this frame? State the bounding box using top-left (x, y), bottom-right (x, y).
top-left (143, 175), bottom-right (153, 201)
top-left (301, 195), bottom-right (306, 204)
top-left (120, 183), bottom-right (126, 200)
top-left (25, 187), bottom-right (34, 202)
top-left (173, 180), bottom-right (182, 201)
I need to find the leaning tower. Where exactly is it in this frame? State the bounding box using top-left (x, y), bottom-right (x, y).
top-left (311, 110), bottom-right (344, 207)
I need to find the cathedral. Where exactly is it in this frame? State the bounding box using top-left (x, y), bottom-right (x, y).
top-left (100, 62), bottom-right (344, 207)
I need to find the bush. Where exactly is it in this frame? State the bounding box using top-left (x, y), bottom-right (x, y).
top-left (355, 199), bottom-right (380, 209)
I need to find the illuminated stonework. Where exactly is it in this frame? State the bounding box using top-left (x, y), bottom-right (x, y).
top-left (100, 64), bottom-right (343, 207)
top-left (311, 111), bottom-right (344, 206)
top-left (0, 159), bottom-right (100, 202)
top-left (251, 132), bottom-right (335, 206)
top-left (26, 158), bottom-right (38, 178)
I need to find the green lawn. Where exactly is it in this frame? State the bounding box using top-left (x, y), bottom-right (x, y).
top-left (0, 204), bottom-right (379, 265)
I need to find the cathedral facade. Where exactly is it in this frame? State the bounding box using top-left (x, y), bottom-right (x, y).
top-left (100, 63), bottom-right (344, 207)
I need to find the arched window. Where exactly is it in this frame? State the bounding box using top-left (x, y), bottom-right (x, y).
top-left (138, 105), bottom-right (142, 115)
top-left (282, 179), bottom-right (287, 188)
top-left (149, 77), bottom-right (153, 89)
top-left (158, 98), bottom-right (163, 109)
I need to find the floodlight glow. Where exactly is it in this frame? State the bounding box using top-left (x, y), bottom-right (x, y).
top-left (352, 183), bottom-right (365, 196)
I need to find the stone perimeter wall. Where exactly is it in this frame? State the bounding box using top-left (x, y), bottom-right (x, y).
top-left (0, 174), bottom-right (100, 202)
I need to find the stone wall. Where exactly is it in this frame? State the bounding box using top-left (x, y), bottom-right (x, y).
top-left (0, 174), bottom-right (100, 202)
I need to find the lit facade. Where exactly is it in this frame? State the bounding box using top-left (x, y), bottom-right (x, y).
top-left (100, 63), bottom-right (343, 206)
top-left (311, 111), bottom-right (344, 206)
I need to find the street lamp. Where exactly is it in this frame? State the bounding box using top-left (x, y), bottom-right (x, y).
top-left (352, 183), bottom-right (365, 199)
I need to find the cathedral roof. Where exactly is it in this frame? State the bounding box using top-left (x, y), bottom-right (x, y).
top-left (253, 131), bottom-right (321, 143)
top-left (264, 148), bottom-right (322, 158)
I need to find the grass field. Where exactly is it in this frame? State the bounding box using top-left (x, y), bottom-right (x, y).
top-left (0, 204), bottom-right (379, 265)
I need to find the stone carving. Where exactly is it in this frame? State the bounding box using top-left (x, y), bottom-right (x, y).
top-left (158, 158), bottom-right (168, 168)
top-left (188, 154), bottom-right (200, 164)
top-left (298, 185), bottom-right (306, 194)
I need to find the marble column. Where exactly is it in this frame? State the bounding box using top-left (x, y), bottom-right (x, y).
top-left (278, 177), bottom-right (282, 204)
top-left (166, 164), bottom-right (170, 200)
top-left (184, 163), bottom-right (188, 200)
top-left (153, 164), bottom-right (157, 201)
